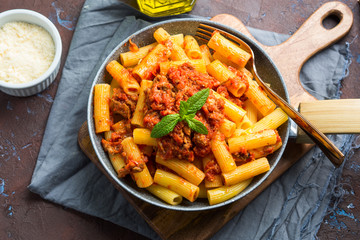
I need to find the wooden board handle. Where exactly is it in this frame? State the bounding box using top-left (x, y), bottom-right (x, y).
top-left (274, 1), bottom-right (353, 66)
top-left (211, 1), bottom-right (353, 108)
top-left (296, 99), bottom-right (360, 142)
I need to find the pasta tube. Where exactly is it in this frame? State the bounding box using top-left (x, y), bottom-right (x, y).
top-left (207, 31), bottom-right (251, 68)
top-left (132, 43), bottom-right (171, 80)
top-left (213, 52), bottom-right (253, 79)
top-left (170, 34), bottom-right (184, 47)
top-left (131, 80), bottom-right (153, 127)
top-left (106, 60), bottom-right (140, 95)
top-left (212, 90), bottom-right (247, 126)
top-left (197, 183), bottom-right (208, 198)
top-left (207, 60), bottom-right (235, 84)
top-left (249, 140), bottom-right (282, 159)
top-left (121, 137), bottom-right (153, 188)
top-left (211, 133), bottom-right (237, 173)
top-left (237, 115), bottom-right (253, 130)
top-left (222, 157), bottom-right (270, 186)
top-left (184, 35), bottom-right (202, 59)
top-left (244, 100), bottom-right (258, 124)
top-left (246, 108), bottom-right (288, 134)
top-left (156, 153), bottom-right (205, 186)
top-left (147, 184), bottom-right (183, 205)
top-left (207, 178), bottom-right (252, 205)
top-left (202, 155), bottom-right (223, 189)
top-left (133, 128), bottom-right (158, 146)
top-left (200, 44), bottom-right (213, 65)
top-left (93, 84), bottom-right (111, 133)
top-left (170, 43), bottom-right (190, 61)
top-left (120, 42), bottom-right (157, 67)
top-left (154, 27), bottom-right (170, 44)
top-left (231, 128), bottom-right (244, 138)
top-left (104, 130), bottom-right (126, 175)
top-left (228, 129), bottom-right (278, 153)
top-left (212, 51), bottom-right (238, 68)
top-left (159, 59), bottom-right (206, 75)
top-left (154, 169), bottom-right (199, 202)
top-left (245, 79), bottom-right (276, 117)
top-left (219, 118), bottom-right (236, 138)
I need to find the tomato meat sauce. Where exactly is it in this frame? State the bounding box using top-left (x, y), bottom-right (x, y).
top-left (102, 62), bottom-right (248, 179)
top-left (144, 63), bottom-right (225, 162)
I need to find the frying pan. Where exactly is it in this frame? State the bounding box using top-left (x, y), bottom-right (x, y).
top-left (87, 18), bottom-right (290, 211)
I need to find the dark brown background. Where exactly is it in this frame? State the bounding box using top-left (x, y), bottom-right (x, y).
top-left (1, 0), bottom-right (359, 239)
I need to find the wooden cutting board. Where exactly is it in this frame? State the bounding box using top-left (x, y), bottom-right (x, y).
top-left (78, 2), bottom-right (353, 239)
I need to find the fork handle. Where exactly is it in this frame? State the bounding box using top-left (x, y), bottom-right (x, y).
top-left (254, 74), bottom-right (345, 167)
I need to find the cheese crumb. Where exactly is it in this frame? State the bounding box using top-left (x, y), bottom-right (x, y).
top-left (0, 21), bottom-right (55, 84)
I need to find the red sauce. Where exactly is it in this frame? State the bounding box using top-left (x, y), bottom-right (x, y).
top-left (110, 88), bottom-right (138, 119)
top-left (229, 66), bottom-right (249, 88)
top-left (204, 157), bottom-right (221, 182)
top-left (216, 85), bottom-right (243, 107)
top-left (129, 39), bottom-right (139, 52)
top-left (144, 63), bottom-right (225, 161)
top-left (103, 57), bottom-right (282, 179)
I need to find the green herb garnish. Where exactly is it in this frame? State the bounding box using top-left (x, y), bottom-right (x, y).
top-left (150, 88), bottom-right (210, 138)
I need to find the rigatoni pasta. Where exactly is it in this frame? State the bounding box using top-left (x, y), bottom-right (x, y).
top-left (222, 157), bottom-right (270, 186)
top-left (211, 133), bottom-right (237, 173)
top-left (207, 31), bottom-right (251, 68)
top-left (146, 184), bottom-right (183, 205)
top-left (132, 43), bottom-right (171, 80)
top-left (156, 153), bottom-right (205, 186)
top-left (154, 169), bottom-right (199, 202)
top-left (106, 60), bottom-right (140, 95)
top-left (208, 178), bottom-right (252, 205)
top-left (131, 80), bottom-right (153, 127)
top-left (184, 35), bottom-right (202, 59)
top-left (120, 42), bottom-right (157, 67)
top-left (94, 27), bottom-right (288, 206)
top-left (121, 137), bottom-right (153, 188)
top-left (93, 84), bottom-right (110, 133)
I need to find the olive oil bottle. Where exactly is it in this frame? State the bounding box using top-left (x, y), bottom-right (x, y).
top-left (137, 0), bottom-right (196, 17)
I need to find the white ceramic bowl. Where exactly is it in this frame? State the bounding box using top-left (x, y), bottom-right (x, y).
top-left (0, 9), bottom-right (62, 97)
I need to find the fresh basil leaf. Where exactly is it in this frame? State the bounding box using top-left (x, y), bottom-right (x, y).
top-left (185, 118), bottom-right (208, 135)
top-left (185, 112), bottom-right (196, 120)
top-left (179, 101), bottom-right (188, 118)
top-left (187, 88), bottom-right (210, 114)
top-left (151, 114), bottom-right (180, 138)
top-left (150, 89), bottom-right (210, 138)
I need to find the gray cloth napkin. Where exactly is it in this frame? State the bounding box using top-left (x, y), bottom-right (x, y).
top-left (28, 0), bottom-right (354, 239)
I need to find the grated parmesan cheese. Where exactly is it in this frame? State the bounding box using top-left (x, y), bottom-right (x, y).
top-left (0, 21), bottom-right (55, 84)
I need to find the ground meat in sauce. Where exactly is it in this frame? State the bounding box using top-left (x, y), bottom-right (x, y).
top-left (146, 75), bottom-right (177, 115)
top-left (233, 151), bottom-right (254, 164)
top-left (204, 157), bottom-right (221, 182)
top-left (110, 88), bottom-right (138, 119)
top-left (216, 85), bottom-right (244, 107)
top-left (169, 63), bottom-right (220, 111)
top-left (233, 131), bottom-right (282, 165)
top-left (229, 66), bottom-right (250, 89)
top-left (157, 121), bottom-right (195, 161)
top-left (101, 120), bottom-right (132, 155)
top-left (118, 154), bottom-right (147, 178)
top-left (143, 63), bottom-right (225, 161)
top-left (101, 119), bottom-right (147, 177)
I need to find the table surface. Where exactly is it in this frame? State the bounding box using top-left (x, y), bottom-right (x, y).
top-left (1, 0), bottom-right (360, 239)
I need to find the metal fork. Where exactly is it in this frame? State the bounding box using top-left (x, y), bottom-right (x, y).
top-left (195, 23), bottom-right (344, 167)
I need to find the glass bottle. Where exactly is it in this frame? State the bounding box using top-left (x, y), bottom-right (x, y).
top-left (136, 0), bottom-right (197, 17)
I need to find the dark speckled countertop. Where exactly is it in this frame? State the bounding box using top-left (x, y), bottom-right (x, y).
top-left (1, 0), bottom-right (360, 239)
